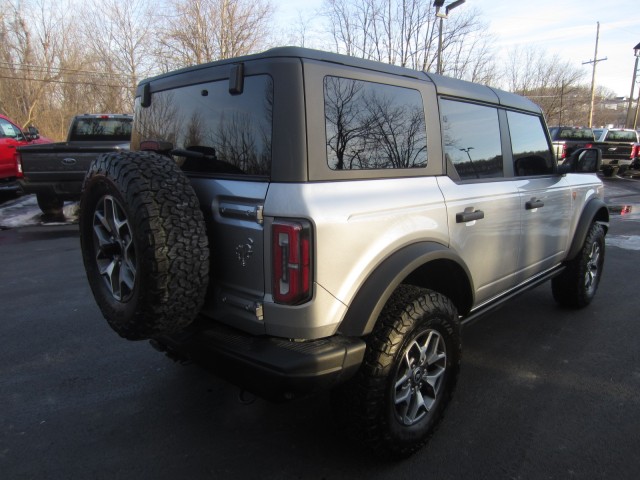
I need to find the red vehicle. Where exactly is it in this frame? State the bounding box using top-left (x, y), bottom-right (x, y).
top-left (0, 114), bottom-right (52, 193)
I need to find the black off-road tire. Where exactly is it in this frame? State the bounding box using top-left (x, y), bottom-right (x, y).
top-left (36, 192), bottom-right (64, 216)
top-left (552, 222), bottom-right (605, 308)
top-left (79, 151), bottom-right (209, 340)
top-left (332, 285), bottom-right (461, 459)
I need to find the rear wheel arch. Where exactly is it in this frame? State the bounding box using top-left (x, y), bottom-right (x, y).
top-left (338, 243), bottom-right (473, 337)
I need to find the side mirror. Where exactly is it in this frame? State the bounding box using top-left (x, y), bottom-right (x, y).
top-left (558, 148), bottom-right (601, 174)
top-left (25, 126), bottom-right (40, 141)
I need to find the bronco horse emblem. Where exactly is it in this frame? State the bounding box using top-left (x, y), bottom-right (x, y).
top-left (235, 238), bottom-right (254, 267)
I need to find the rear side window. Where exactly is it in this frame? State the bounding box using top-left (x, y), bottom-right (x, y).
top-left (507, 111), bottom-right (554, 176)
top-left (324, 76), bottom-right (427, 170)
top-left (440, 99), bottom-right (503, 180)
top-left (134, 75), bottom-right (273, 177)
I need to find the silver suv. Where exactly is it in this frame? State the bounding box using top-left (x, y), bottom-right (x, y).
top-left (79, 47), bottom-right (608, 458)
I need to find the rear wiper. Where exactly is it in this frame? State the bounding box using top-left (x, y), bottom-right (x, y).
top-left (171, 148), bottom-right (217, 161)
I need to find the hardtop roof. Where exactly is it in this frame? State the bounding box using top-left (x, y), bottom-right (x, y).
top-left (138, 46), bottom-right (541, 114)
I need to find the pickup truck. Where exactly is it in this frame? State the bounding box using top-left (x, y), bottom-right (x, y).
top-left (592, 128), bottom-right (640, 176)
top-left (549, 126), bottom-right (596, 161)
top-left (17, 114), bottom-right (132, 214)
top-left (0, 114), bottom-right (53, 193)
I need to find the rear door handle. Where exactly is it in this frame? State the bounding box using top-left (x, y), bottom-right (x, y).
top-left (525, 198), bottom-right (545, 210)
top-left (456, 209), bottom-right (484, 223)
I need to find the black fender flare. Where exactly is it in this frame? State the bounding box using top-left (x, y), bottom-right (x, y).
top-left (566, 198), bottom-right (609, 261)
top-left (338, 242), bottom-right (473, 337)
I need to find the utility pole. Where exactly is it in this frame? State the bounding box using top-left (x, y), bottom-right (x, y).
top-left (582, 22), bottom-right (607, 128)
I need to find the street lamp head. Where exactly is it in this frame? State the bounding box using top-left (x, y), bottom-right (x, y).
top-left (433, 0), bottom-right (445, 7)
top-left (634, 42), bottom-right (640, 57)
top-left (446, 0), bottom-right (466, 15)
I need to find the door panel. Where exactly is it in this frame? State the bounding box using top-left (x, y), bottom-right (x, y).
top-left (516, 176), bottom-right (572, 278)
top-left (438, 177), bottom-right (522, 305)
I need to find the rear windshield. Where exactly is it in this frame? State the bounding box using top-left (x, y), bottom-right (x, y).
top-left (555, 128), bottom-right (595, 141)
top-left (604, 130), bottom-right (637, 142)
top-left (69, 117), bottom-right (132, 142)
top-left (132, 75), bottom-right (273, 177)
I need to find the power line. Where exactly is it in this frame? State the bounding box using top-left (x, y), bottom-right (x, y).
top-left (0, 75), bottom-right (130, 88)
top-left (0, 61), bottom-right (133, 78)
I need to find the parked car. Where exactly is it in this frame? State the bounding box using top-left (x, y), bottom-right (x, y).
top-left (17, 113), bottom-right (132, 215)
top-left (79, 47), bottom-right (608, 458)
top-left (592, 128), bottom-right (640, 176)
top-left (549, 126), bottom-right (596, 161)
top-left (0, 114), bottom-right (52, 193)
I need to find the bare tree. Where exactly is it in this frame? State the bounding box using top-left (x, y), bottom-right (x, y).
top-left (503, 46), bottom-right (586, 126)
top-left (0, 0), bottom-right (82, 136)
top-left (81, 0), bottom-right (157, 111)
top-left (321, 0), bottom-right (497, 83)
top-left (156, 0), bottom-right (274, 70)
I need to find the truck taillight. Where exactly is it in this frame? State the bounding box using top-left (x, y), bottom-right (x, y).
top-left (631, 144), bottom-right (639, 159)
top-left (15, 152), bottom-right (23, 178)
top-left (585, 143), bottom-right (593, 149)
top-left (560, 144), bottom-right (567, 159)
top-left (272, 220), bottom-right (312, 305)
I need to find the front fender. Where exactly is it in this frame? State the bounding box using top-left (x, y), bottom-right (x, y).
top-left (566, 198), bottom-right (609, 261)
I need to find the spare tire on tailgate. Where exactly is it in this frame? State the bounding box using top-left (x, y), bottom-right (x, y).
top-left (79, 151), bottom-right (209, 340)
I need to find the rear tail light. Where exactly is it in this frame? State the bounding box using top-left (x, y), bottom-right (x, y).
top-left (272, 220), bottom-right (312, 304)
top-left (560, 144), bottom-right (567, 159)
top-left (630, 144), bottom-right (639, 159)
top-left (15, 151), bottom-right (23, 178)
top-left (585, 143), bottom-right (593, 149)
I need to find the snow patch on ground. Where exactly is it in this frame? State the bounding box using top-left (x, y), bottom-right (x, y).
top-left (606, 235), bottom-right (640, 251)
top-left (0, 195), bottom-right (78, 229)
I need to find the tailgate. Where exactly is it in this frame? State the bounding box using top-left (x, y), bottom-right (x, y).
top-left (19, 142), bottom-right (127, 181)
top-left (189, 177), bottom-right (269, 335)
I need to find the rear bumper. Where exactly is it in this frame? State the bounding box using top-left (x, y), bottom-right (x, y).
top-left (154, 319), bottom-right (366, 401)
top-left (18, 179), bottom-right (82, 199)
top-left (601, 158), bottom-right (632, 166)
top-left (0, 178), bottom-right (21, 192)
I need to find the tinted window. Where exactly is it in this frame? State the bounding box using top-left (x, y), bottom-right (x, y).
top-left (324, 77), bottom-right (427, 170)
top-left (507, 111), bottom-right (554, 176)
top-left (133, 75), bottom-right (273, 177)
top-left (0, 118), bottom-right (22, 139)
top-left (604, 130), bottom-right (637, 142)
top-left (440, 99), bottom-right (503, 180)
top-left (552, 128), bottom-right (595, 141)
top-left (70, 117), bottom-right (132, 142)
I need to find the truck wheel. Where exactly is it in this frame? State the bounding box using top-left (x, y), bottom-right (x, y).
top-left (552, 223), bottom-right (605, 308)
top-left (79, 151), bottom-right (209, 340)
top-left (36, 193), bottom-right (64, 216)
top-left (332, 285), bottom-right (461, 458)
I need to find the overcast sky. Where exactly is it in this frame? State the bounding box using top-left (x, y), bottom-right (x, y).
top-left (274, 0), bottom-right (640, 97)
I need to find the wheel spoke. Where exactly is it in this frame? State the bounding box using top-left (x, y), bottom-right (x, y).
top-left (425, 366), bottom-right (445, 393)
top-left (407, 389), bottom-right (427, 421)
top-left (584, 243), bottom-right (601, 290)
top-left (393, 328), bottom-right (448, 426)
top-left (91, 195), bottom-right (136, 302)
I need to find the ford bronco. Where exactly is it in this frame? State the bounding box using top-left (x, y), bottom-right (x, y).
top-left (78, 47), bottom-right (608, 458)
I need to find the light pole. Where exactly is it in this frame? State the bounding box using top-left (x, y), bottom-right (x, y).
top-left (434, 0), bottom-right (465, 75)
top-left (625, 42), bottom-right (640, 129)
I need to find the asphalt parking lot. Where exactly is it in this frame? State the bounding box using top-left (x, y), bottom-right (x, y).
top-left (1, 176), bottom-right (639, 479)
